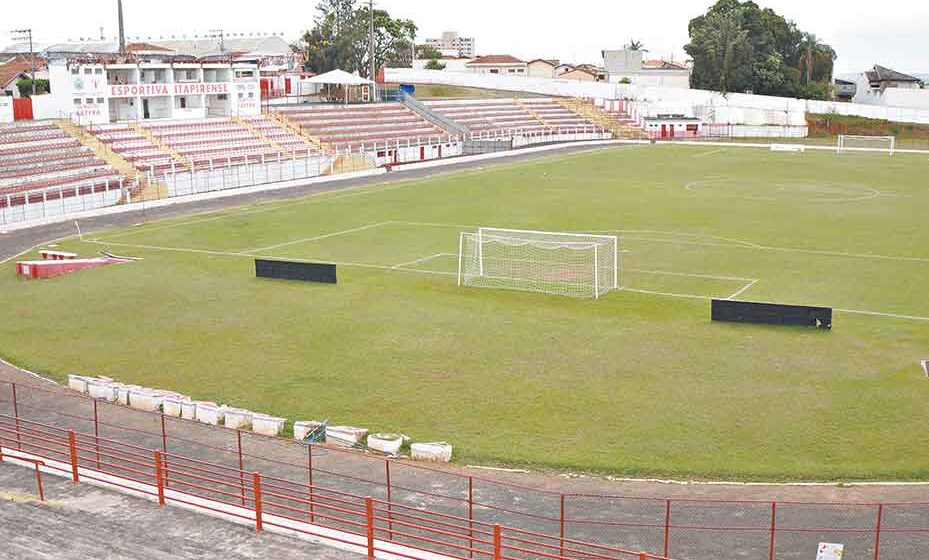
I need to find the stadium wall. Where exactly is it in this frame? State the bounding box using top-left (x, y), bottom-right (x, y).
top-left (0, 96), bottom-right (12, 123)
top-left (387, 69), bottom-right (929, 126)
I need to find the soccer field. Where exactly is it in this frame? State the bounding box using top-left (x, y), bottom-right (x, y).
top-left (4, 144), bottom-right (929, 480)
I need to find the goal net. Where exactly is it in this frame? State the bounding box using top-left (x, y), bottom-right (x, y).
top-left (837, 135), bottom-right (895, 155)
top-left (457, 227), bottom-right (619, 299)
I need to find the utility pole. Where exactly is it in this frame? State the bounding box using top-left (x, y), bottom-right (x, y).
top-left (11, 29), bottom-right (36, 91)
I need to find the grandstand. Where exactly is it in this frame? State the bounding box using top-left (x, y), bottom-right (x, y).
top-left (271, 102), bottom-right (447, 151)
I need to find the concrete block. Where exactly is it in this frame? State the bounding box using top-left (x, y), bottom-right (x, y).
top-left (129, 389), bottom-right (163, 412)
top-left (326, 425), bottom-right (368, 446)
top-left (252, 414), bottom-right (285, 437)
top-left (67, 375), bottom-right (91, 393)
top-left (162, 395), bottom-right (190, 417)
top-left (86, 379), bottom-right (117, 401)
top-left (195, 402), bottom-right (226, 425)
top-left (224, 408), bottom-right (253, 430)
top-left (367, 433), bottom-right (403, 455)
top-left (411, 442), bottom-right (453, 462)
top-left (116, 385), bottom-right (141, 406)
top-left (180, 400), bottom-right (197, 420)
top-left (293, 420), bottom-right (325, 442)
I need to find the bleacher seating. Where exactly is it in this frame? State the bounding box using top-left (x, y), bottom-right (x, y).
top-left (0, 121), bottom-right (122, 198)
top-left (273, 103), bottom-right (446, 151)
top-left (90, 116), bottom-right (317, 173)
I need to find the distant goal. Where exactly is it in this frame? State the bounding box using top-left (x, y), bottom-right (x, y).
top-left (837, 135), bottom-right (895, 155)
top-left (457, 227), bottom-right (620, 299)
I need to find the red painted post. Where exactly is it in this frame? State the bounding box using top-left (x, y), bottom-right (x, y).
top-left (11, 383), bottom-right (21, 450)
top-left (92, 399), bottom-right (101, 469)
top-left (237, 430), bottom-right (246, 506)
top-left (874, 504), bottom-right (884, 560)
top-left (385, 460), bottom-right (394, 539)
top-left (154, 450), bottom-right (165, 506)
top-left (468, 476), bottom-right (474, 558)
top-left (493, 524), bottom-right (502, 560)
top-left (639, 553), bottom-right (648, 560)
top-left (560, 494), bottom-right (566, 559)
top-left (769, 502), bottom-right (777, 560)
top-left (664, 499), bottom-right (672, 558)
top-left (365, 496), bottom-right (375, 558)
top-left (253, 472), bottom-right (263, 532)
top-left (68, 430), bottom-right (79, 483)
top-left (307, 444), bottom-right (315, 523)
top-left (33, 462), bottom-right (44, 502)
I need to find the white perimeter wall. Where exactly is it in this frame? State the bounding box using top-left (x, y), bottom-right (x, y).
top-left (386, 69), bottom-right (929, 126)
top-left (0, 96), bottom-right (12, 123)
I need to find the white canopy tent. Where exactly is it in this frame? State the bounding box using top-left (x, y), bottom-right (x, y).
top-left (305, 69), bottom-right (375, 104)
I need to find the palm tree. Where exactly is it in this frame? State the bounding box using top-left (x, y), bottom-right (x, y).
top-left (626, 40), bottom-right (644, 51)
top-left (797, 33), bottom-right (834, 84)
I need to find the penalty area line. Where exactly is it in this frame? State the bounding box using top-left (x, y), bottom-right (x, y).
top-left (726, 279), bottom-right (759, 300)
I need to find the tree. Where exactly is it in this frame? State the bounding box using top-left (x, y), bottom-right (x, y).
top-left (626, 40), bottom-right (645, 51)
top-left (15, 77), bottom-right (49, 98)
top-left (299, 1), bottom-right (417, 77)
top-left (425, 59), bottom-right (445, 71)
top-left (685, 0), bottom-right (835, 99)
top-left (416, 45), bottom-right (442, 60)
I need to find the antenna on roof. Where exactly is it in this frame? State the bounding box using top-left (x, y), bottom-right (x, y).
top-left (209, 29), bottom-right (225, 54)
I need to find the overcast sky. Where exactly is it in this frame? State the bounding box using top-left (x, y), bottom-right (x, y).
top-left (3, 0), bottom-right (928, 75)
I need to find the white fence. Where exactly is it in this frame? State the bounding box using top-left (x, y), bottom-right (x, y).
top-left (0, 178), bottom-right (128, 226)
top-left (386, 69), bottom-right (929, 126)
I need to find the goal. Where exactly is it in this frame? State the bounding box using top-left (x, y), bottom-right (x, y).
top-left (837, 135), bottom-right (896, 155)
top-left (457, 227), bottom-right (620, 299)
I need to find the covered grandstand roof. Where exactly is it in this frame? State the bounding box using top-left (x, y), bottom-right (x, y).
top-left (0, 35), bottom-right (293, 62)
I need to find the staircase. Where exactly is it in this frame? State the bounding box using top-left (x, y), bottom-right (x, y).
top-left (232, 116), bottom-right (285, 153)
top-left (264, 109), bottom-right (331, 154)
top-left (555, 98), bottom-right (648, 139)
top-left (513, 98), bottom-right (551, 127)
top-left (127, 122), bottom-right (193, 171)
top-left (55, 119), bottom-right (167, 203)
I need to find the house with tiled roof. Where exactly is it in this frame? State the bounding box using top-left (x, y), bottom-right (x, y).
top-left (601, 49), bottom-right (691, 88)
top-left (527, 59), bottom-right (558, 78)
top-left (0, 55), bottom-right (48, 97)
top-left (466, 55), bottom-right (526, 76)
top-left (853, 65), bottom-right (928, 109)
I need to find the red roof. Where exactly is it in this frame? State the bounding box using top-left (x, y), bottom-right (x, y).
top-left (642, 59), bottom-right (689, 70)
top-left (0, 55), bottom-right (44, 88)
top-left (126, 42), bottom-right (175, 53)
top-left (467, 55), bottom-right (525, 65)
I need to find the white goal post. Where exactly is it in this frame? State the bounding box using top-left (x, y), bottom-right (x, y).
top-left (457, 227), bottom-right (620, 299)
top-left (837, 135), bottom-right (896, 155)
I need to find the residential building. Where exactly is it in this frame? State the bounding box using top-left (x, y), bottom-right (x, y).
top-left (602, 49), bottom-right (691, 88)
top-left (0, 55), bottom-right (49, 97)
top-left (853, 65), bottom-right (929, 109)
top-left (833, 78), bottom-right (856, 102)
top-left (466, 55), bottom-right (526, 76)
top-left (527, 59), bottom-right (557, 79)
top-left (558, 67), bottom-right (597, 82)
top-left (424, 31), bottom-right (475, 58)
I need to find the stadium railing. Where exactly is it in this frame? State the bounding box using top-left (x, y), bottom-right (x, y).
top-left (0, 394), bottom-right (672, 560)
top-left (0, 380), bottom-right (924, 560)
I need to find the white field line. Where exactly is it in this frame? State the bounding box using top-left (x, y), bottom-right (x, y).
top-left (629, 268), bottom-right (756, 282)
top-left (692, 148), bottom-right (726, 158)
top-left (241, 221), bottom-right (393, 254)
top-left (391, 253), bottom-right (454, 269)
top-left (623, 288), bottom-right (712, 301)
top-left (726, 279), bottom-right (759, 300)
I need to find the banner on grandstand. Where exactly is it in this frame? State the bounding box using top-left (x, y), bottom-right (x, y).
top-left (109, 83), bottom-right (230, 97)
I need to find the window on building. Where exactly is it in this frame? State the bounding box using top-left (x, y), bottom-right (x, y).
top-left (96, 97), bottom-right (104, 104)
top-left (490, 69), bottom-right (499, 74)
top-left (84, 68), bottom-right (92, 75)
top-left (85, 98), bottom-right (94, 104)
top-left (217, 94), bottom-right (228, 100)
top-left (179, 97), bottom-right (187, 109)
top-left (94, 68), bottom-right (103, 74)
top-left (71, 68), bottom-right (79, 75)
top-left (73, 98), bottom-right (82, 106)
top-left (248, 92), bottom-right (254, 99)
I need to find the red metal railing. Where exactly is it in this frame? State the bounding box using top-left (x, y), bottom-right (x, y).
top-left (0, 411), bottom-right (670, 560)
top-left (2, 379), bottom-right (928, 560)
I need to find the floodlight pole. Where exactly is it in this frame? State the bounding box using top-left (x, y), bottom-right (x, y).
top-left (368, 0), bottom-right (375, 99)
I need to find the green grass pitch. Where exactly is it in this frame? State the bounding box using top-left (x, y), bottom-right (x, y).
top-left (4, 144), bottom-right (929, 481)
